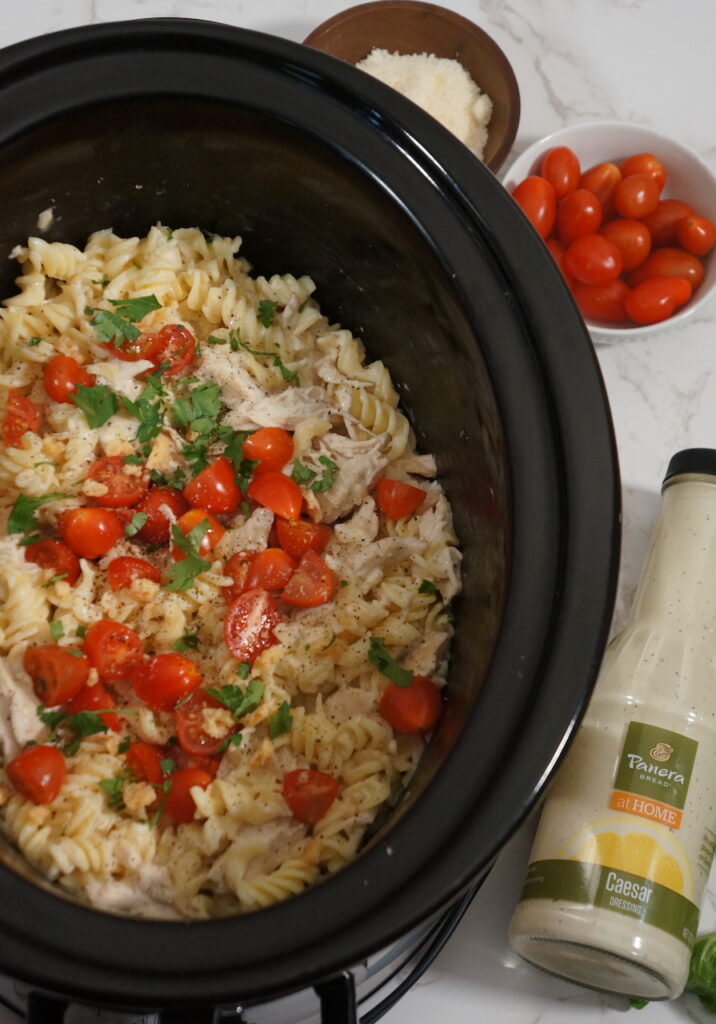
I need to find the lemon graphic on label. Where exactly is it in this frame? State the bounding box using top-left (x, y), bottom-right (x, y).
top-left (572, 831), bottom-right (684, 893)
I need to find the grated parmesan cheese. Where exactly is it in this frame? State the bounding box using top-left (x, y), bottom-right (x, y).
top-left (355, 48), bottom-right (493, 160)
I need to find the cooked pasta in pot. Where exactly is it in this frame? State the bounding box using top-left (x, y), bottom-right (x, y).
top-left (0, 226), bottom-right (461, 919)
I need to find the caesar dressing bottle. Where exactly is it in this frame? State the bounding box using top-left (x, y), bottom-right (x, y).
top-left (509, 449), bottom-right (716, 1000)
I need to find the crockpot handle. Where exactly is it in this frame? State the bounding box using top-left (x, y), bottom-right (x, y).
top-left (314, 971), bottom-right (357, 1024)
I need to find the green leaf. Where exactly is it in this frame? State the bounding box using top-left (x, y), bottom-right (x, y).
top-left (71, 383), bottom-right (119, 428)
top-left (291, 459), bottom-right (317, 486)
top-left (99, 774), bottom-right (126, 810)
top-left (160, 757), bottom-right (177, 776)
top-left (163, 520), bottom-right (212, 592)
top-left (76, 625), bottom-right (87, 639)
top-left (310, 455), bottom-right (338, 493)
top-left (86, 307), bottom-right (141, 345)
top-left (124, 511), bottom-right (149, 537)
top-left (368, 638), bottom-right (414, 688)
top-left (49, 620), bottom-right (64, 641)
top-left (123, 454), bottom-right (144, 466)
top-left (42, 573), bottom-right (68, 589)
top-left (172, 632), bottom-right (200, 652)
top-left (236, 662), bottom-right (251, 680)
top-left (224, 430), bottom-right (258, 491)
top-left (268, 701), bottom-right (293, 739)
top-left (118, 735), bottom-right (131, 754)
top-left (207, 334), bottom-right (227, 345)
top-left (27, 336), bottom-right (42, 347)
top-left (92, 274), bottom-right (110, 287)
top-left (108, 295), bottom-right (161, 322)
top-left (257, 299), bottom-right (278, 328)
top-left (206, 679), bottom-right (264, 720)
top-left (419, 579), bottom-right (437, 594)
top-left (216, 732), bottom-right (243, 753)
top-left (8, 492), bottom-right (70, 535)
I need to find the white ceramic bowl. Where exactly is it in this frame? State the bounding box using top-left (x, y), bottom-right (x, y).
top-left (501, 121), bottom-right (716, 342)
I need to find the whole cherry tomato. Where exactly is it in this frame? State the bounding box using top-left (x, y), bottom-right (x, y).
top-left (23, 644), bottom-right (90, 706)
top-left (86, 456), bottom-right (148, 509)
top-left (539, 146), bottom-right (580, 199)
top-left (131, 652), bottom-right (202, 712)
top-left (375, 478), bottom-right (425, 520)
top-left (183, 456), bottom-right (241, 515)
top-left (599, 218), bottom-right (652, 272)
top-left (83, 619), bottom-right (144, 682)
top-left (59, 508), bottom-right (124, 559)
top-left (107, 556), bottom-right (162, 590)
top-left (165, 767), bottom-right (212, 824)
top-left (125, 742), bottom-right (164, 786)
top-left (6, 745), bottom-right (65, 804)
top-left (624, 277), bottom-right (692, 325)
top-left (25, 539), bottom-right (80, 586)
top-left (224, 588), bottom-right (284, 663)
top-left (556, 189), bottom-right (602, 246)
top-left (175, 690), bottom-right (235, 757)
top-left (3, 391), bottom-right (40, 448)
top-left (379, 675), bottom-right (443, 733)
top-left (628, 248), bottom-right (704, 290)
top-left (676, 215), bottom-right (716, 257)
top-left (544, 238), bottom-right (574, 287)
top-left (242, 427), bottom-right (294, 474)
top-left (563, 234), bottom-right (623, 285)
top-left (511, 176), bottom-right (556, 238)
top-left (247, 471), bottom-right (303, 521)
top-left (275, 518), bottom-right (333, 560)
top-left (572, 279), bottom-right (631, 323)
top-left (172, 509), bottom-right (225, 560)
top-left (579, 162), bottom-right (622, 218)
top-left (283, 768), bottom-right (340, 824)
top-left (43, 354), bottom-right (95, 404)
top-left (245, 548), bottom-right (297, 592)
top-left (281, 550), bottom-right (337, 608)
top-left (614, 173), bottom-right (660, 219)
top-left (65, 683), bottom-right (122, 732)
top-left (618, 152), bottom-right (666, 191)
top-left (641, 199), bottom-right (693, 247)
top-left (134, 487), bottom-right (189, 546)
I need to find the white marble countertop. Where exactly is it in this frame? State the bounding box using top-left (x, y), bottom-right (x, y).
top-left (2, 1), bottom-right (716, 1022)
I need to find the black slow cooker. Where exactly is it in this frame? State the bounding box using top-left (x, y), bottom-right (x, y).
top-left (0, 19), bottom-right (620, 1022)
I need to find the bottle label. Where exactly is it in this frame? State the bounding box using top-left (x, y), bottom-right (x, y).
top-left (522, 859), bottom-right (699, 947)
top-left (609, 722), bottom-right (698, 829)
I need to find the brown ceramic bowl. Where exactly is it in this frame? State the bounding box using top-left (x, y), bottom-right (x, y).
top-left (303, 0), bottom-right (520, 172)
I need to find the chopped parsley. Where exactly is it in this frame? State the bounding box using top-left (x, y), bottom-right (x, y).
top-left (118, 735), bottom-right (131, 754)
top-left (99, 773), bottom-right (127, 810)
top-left (368, 637), bottom-right (414, 688)
top-left (290, 456), bottom-right (338, 493)
top-left (123, 454), bottom-right (144, 466)
top-left (76, 625), bottom-right (87, 639)
top-left (207, 334), bottom-right (227, 346)
top-left (206, 679), bottom-right (264, 721)
top-left (124, 511), bottom-right (149, 537)
top-left (163, 520), bottom-right (212, 592)
top-left (238, 336), bottom-right (297, 384)
top-left (8, 492), bottom-right (70, 535)
top-left (121, 370), bottom-right (166, 445)
top-left (291, 459), bottom-right (316, 486)
top-left (42, 573), bottom-right (68, 589)
top-left (49, 620), bottom-right (64, 640)
top-left (91, 274), bottom-right (110, 287)
top-left (216, 732), bottom-right (243, 754)
top-left (224, 430), bottom-right (258, 491)
top-left (71, 383), bottom-right (119, 428)
top-left (85, 294), bottom-right (161, 346)
top-left (147, 760), bottom-right (176, 827)
top-left (27, 336), bottom-right (42, 347)
top-left (257, 299), bottom-right (278, 328)
top-left (173, 632), bottom-right (200, 653)
top-left (268, 701), bottom-right (293, 739)
top-left (37, 705), bottom-right (110, 756)
top-left (419, 579), bottom-right (437, 594)
top-left (236, 662), bottom-right (251, 680)
top-left (171, 380), bottom-right (225, 475)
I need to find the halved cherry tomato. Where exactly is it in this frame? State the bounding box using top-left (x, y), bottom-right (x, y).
top-left (641, 199), bottom-right (693, 247)
top-left (511, 176), bottom-right (556, 238)
top-left (677, 215), bottom-right (716, 257)
top-left (104, 332), bottom-right (161, 363)
top-left (614, 173), bottom-right (660, 219)
top-left (6, 745), bottom-right (65, 804)
top-left (539, 146), bottom-right (580, 199)
top-left (563, 234), bottom-right (623, 285)
top-left (283, 768), bottom-right (340, 824)
top-left (25, 539), bottom-right (80, 586)
top-left (544, 238), bottom-right (574, 287)
top-left (165, 767), bottom-right (212, 824)
top-left (243, 427), bottom-right (294, 473)
top-left (83, 619), bottom-right (144, 682)
top-left (275, 517), bottom-right (333, 560)
top-left (59, 508), bottom-right (124, 559)
top-left (579, 163), bottom-right (621, 219)
top-left (599, 218), bottom-right (651, 272)
top-left (23, 644), bottom-right (90, 706)
top-left (107, 556), bottom-right (162, 590)
top-left (375, 478), bottom-right (425, 520)
top-left (164, 742), bottom-right (220, 779)
top-left (86, 456), bottom-right (149, 509)
top-left (627, 248), bottom-right (704, 291)
top-left (125, 741), bottom-right (164, 786)
top-left (140, 324), bottom-right (196, 376)
top-left (134, 487), bottom-right (189, 546)
top-left (224, 588), bottom-right (284, 663)
top-left (223, 549), bottom-right (258, 602)
top-left (3, 391), bottom-right (40, 448)
top-left (172, 509), bottom-right (225, 560)
top-left (183, 456), bottom-right (241, 515)
top-left (175, 690), bottom-right (234, 757)
top-left (281, 550), bottom-right (336, 608)
top-left (378, 675), bottom-right (443, 733)
top-left (43, 354), bottom-right (95, 404)
top-left (130, 652), bottom-right (202, 712)
top-left (625, 276), bottom-right (692, 325)
top-left (556, 189), bottom-right (602, 246)
top-left (247, 471), bottom-right (303, 520)
top-left (618, 152), bottom-right (666, 191)
top-left (65, 683), bottom-right (122, 732)
top-left (572, 279), bottom-right (631, 323)
top-left (245, 548), bottom-right (297, 592)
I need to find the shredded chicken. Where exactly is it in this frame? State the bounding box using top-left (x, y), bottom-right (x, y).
top-left (0, 657), bottom-right (44, 760)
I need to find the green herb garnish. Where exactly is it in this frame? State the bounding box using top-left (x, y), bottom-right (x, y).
top-left (173, 633), bottom-right (200, 653)
top-left (368, 638), bottom-right (414, 688)
top-left (71, 383), bottom-right (119, 428)
top-left (419, 579), bottom-right (437, 594)
top-left (124, 511), bottom-right (149, 537)
top-left (27, 336), bottom-right (42, 347)
top-left (257, 299), bottom-right (278, 328)
top-left (49, 621), bottom-right (64, 641)
top-left (291, 459), bottom-right (317, 486)
top-left (8, 492), bottom-right (70, 535)
top-left (163, 520), bottom-right (212, 592)
top-left (43, 573), bottom-right (68, 589)
top-left (236, 662), bottom-right (251, 680)
top-left (310, 455), bottom-right (338, 493)
top-left (268, 701), bottom-right (293, 739)
top-left (99, 774), bottom-right (127, 810)
top-left (206, 679), bottom-right (264, 720)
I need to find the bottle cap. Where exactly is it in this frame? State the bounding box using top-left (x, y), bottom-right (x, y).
top-left (663, 448), bottom-right (716, 483)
